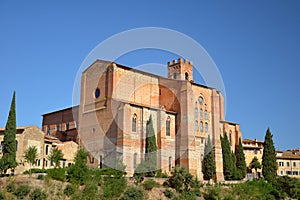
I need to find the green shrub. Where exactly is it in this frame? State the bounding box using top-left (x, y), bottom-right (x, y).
top-left (46, 168), bottom-right (66, 182)
top-left (155, 169), bottom-right (168, 178)
top-left (274, 176), bottom-right (300, 199)
top-left (203, 185), bottom-right (221, 200)
top-left (224, 194), bottom-right (236, 200)
top-left (230, 180), bottom-right (278, 199)
top-left (70, 189), bottom-right (83, 200)
top-left (63, 184), bottom-right (75, 197)
top-left (102, 176), bottom-right (127, 199)
top-left (142, 179), bottom-right (157, 190)
top-left (174, 190), bottom-right (196, 200)
top-left (191, 188), bottom-right (201, 197)
top-left (164, 189), bottom-right (174, 199)
top-left (6, 180), bottom-right (16, 193)
top-left (0, 190), bottom-right (5, 200)
top-left (23, 168), bottom-right (47, 174)
top-left (14, 184), bottom-right (31, 199)
top-left (82, 183), bottom-right (98, 200)
top-left (37, 174), bottom-right (44, 180)
top-left (86, 168), bottom-right (102, 186)
top-left (121, 187), bottom-right (144, 200)
top-left (29, 187), bottom-right (47, 200)
top-left (165, 165), bottom-right (195, 192)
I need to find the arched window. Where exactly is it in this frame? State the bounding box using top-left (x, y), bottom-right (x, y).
top-left (166, 117), bottom-right (171, 136)
top-left (200, 121), bottom-right (204, 132)
top-left (205, 122), bottom-right (209, 133)
top-left (195, 120), bottom-right (198, 133)
top-left (185, 72), bottom-right (189, 80)
top-left (198, 96), bottom-right (204, 105)
top-left (169, 156), bottom-right (172, 171)
top-left (132, 114), bottom-right (137, 132)
top-left (194, 107), bottom-right (198, 118)
top-left (204, 110), bottom-right (208, 120)
top-left (46, 145), bottom-right (49, 155)
top-left (200, 109), bottom-right (203, 120)
top-left (47, 125), bottom-right (50, 135)
top-left (133, 153), bottom-right (137, 169)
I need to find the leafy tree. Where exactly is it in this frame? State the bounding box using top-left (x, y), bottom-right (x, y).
top-left (274, 176), bottom-right (300, 199)
top-left (236, 138), bottom-right (247, 179)
top-left (24, 146), bottom-right (38, 177)
top-left (145, 115), bottom-right (158, 176)
top-left (101, 160), bottom-right (127, 199)
top-left (1, 91), bottom-right (18, 173)
top-left (47, 147), bottom-right (64, 168)
top-left (262, 128), bottom-right (277, 183)
top-left (220, 133), bottom-right (235, 180)
top-left (250, 156), bottom-right (261, 174)
top-left (202, 135), bottom-right (216, 180)
top-left (165, 165), bottom-right (195, 192)
top-left (67, 148), bottom-right (87, 184)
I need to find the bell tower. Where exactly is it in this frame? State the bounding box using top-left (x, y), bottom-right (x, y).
top-left (167, 58), bottom-right (193, 82)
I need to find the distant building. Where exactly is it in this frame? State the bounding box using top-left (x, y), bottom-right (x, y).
top-left (44, 135), bottom-right (78, 169)
top-left (0, 126), bottom-right (44, 174)
top-left (42, 106), bottom-right (79, 142)
top-left (0, 126), bottom-right (78, 174)
top-left (242, 138), bottom-right (264, 174)
top-left (276, 149), bottom-right (300, 178)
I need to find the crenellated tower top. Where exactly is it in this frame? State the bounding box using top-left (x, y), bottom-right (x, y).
top-left (167, 58), bottom-right (193, 82)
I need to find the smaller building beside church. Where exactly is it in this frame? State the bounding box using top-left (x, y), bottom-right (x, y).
top-left (0, 126), bottom-right (78, 174)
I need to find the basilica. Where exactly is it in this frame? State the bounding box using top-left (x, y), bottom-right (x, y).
top-left (43, 58), bottom-right (242, 181)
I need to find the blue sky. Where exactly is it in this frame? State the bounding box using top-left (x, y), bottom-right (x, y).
top-left (0, 1), bottom-right (299, 150)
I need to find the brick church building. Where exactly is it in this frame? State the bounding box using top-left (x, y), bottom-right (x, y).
top-left (42, 58), bottom-right (242, 181)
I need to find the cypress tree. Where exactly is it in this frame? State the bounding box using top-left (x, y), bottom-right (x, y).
top-left (231, 150), bottom-right (237, 179)
top-left (262, 128), bottom-right (277, 183)
top-left (2, 91), bottom-right (18, 172)
top-left (202, 135), bottom-right (216, 180)
top-left (220, 133), bottom-right (234, 180)
top-left (236, 138), bottom-right (247, 179)
top-left (145, 115), bottom-right (157, 176)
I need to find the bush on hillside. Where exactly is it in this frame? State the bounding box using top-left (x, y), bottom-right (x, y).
top-left (6, 180), bottom-right (16, 193)
top-left (29, 187), bottom-right (47, 200)
top-left (121, 187), bottom-right (144, 200)
top-left (0, 190), bottom-right (5, 200)
top-left (23, 168), bottom-right (47, 174)
top-left (63, 184), bottom-right (75, 197)
top-left (174, 190), bottom-right (197, 200)
top-left (82, 183), bottom-right (98, 200)
top-left (14, 184), bottom-right (31, 199)
top-left (102, 176), bottom-right (126, 199)
top-left (46, 168), bottom-right (66, 182)
top-left (203, 185), bottom-right (221, 200)
top-left (142, 179), bottom-right (158, 190)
